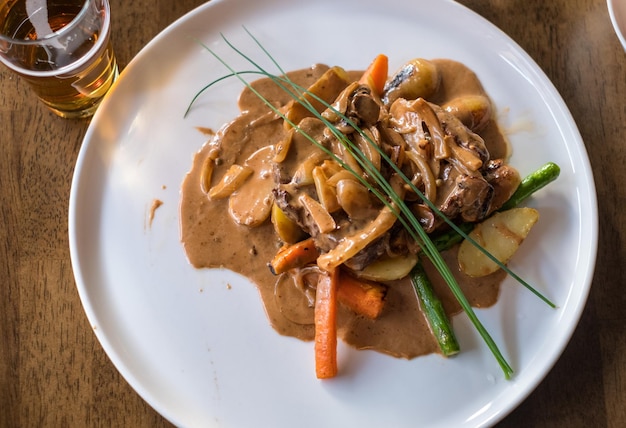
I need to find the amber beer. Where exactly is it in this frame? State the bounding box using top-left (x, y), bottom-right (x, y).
top-left (0, 0), bottom-right (118, 118)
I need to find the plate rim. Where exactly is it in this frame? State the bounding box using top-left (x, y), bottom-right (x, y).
top-left (608, 0), bottom-right (626, 51)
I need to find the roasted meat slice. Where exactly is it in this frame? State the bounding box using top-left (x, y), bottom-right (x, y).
top-left (438, 173), bottom-right (494, 223)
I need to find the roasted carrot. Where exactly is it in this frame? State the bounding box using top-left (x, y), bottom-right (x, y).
top-left (337, 271), bottom-right (387, 319)
top-left (315, 268), bottom-right (339, 379)
top-left (359, 54), bottom-right (389, 96)
top-left (268, 237), bottom-right (319, 275)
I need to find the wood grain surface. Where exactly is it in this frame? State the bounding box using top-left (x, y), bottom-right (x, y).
top-left (1, 0), bottom-right (624, 426)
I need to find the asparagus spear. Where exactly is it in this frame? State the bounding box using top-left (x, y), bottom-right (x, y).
top-left (411, 261), bottom-right (460, 357)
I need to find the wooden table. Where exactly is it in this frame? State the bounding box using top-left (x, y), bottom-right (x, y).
top-left (1, 0), bottom-right (624, 426)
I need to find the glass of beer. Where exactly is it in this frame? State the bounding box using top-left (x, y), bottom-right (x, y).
top-left (0, 0), bottom-right (118, 119)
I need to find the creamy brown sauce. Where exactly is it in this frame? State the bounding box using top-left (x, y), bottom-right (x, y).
top-left (148, 199), bottom-right (163, 228)
top-left (180, 60), bottom-right (508, 359)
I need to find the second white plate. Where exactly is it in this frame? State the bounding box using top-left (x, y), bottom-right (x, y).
top-left (609, 0), bottom-right (626, 50)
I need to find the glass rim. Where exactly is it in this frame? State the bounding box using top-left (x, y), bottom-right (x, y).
top-left (0, 0), bottom-right (107, 45)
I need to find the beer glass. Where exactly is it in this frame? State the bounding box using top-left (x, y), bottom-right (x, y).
top-left (0, 0), bottom-right (118, 119)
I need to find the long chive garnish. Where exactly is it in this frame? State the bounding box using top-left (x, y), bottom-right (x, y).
top-left (194, 34), bottom-right (515, 377)
top-left (220, 53), bottom-right (555, 309)
top-left (184, 70), bottom-right (268, 118)
top-left (183, 31), bottom-right (566, 379)
top-left (223, 37), bottom-right (554, 310)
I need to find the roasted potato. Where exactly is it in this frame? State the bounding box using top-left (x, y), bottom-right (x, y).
top-left (458, 207), bottom-right (539, 277)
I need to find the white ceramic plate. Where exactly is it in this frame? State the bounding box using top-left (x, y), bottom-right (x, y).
top-left (608, 0), bottom-right (626, 51)
top-left (69, 0), bottom-right (598, 426)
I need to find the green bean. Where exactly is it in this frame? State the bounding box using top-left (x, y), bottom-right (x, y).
top-left (499, 162), bottom-right (561, 211)
top-left (432, 222), bottom-right (475, 253)
top-left (410, 261), bottom-right (460, 357)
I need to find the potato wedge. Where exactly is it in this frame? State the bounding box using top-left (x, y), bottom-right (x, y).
top-left (271, 203), bottom-right (305, 244)
top-left (283, 66), bottom-right (351, 129)
top-left (353, 254), bottom-right (418, 282)
top-left (458, 207), bottom-right (539, 277)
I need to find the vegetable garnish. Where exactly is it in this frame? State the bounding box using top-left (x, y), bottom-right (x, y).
top-left (411, 261), bottom-right (460, 357)
top-left (314, 268), bottom-right (339, 379)
top-left (499, 162), bottom-right (561, 212)
top-left (186, 29), bottom-right (561, 379)
top-left (188, 31), bottom-right (556, 310)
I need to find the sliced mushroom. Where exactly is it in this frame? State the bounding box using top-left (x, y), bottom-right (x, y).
top-left (291, 151), bottom-right (328, 186)
top-left (353, 127), bottom-right (382, 173)
top-left (388, 97), bottom-right (445, 178)
top-left (433, 103), bottom-right (490, 167)
top-left (273, 127), bottom-right (295, 163)
top-left (312, 166), bottom-right (340, 213)
top-left (335, 178), bottom-right (378, 220)
top-left (322, 81), bottom-right (360, 122)
top-left (446, 135), bottom-right (483, 172)
top-left (208, 164), bottom-right (253, 199)
top-left (199, 147), bottom-right (220, 194)
top-left (404, 149), bottom-right (437, 203)
top-left (228, 146), bottom-right (275, 227)
top-left (408, 98), bottom-right (449, 160)
top-left (348, 86), bottom-right (381, 126)
top-left (411, 203), bottom-right (437, 233)
top-left (299, 193), bottom-right (336, 234)
top-left (317, 204), bottom-right (399, 271)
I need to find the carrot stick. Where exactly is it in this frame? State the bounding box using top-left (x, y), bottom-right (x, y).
top-left (315, 268), bottom-right (339, 379)
top-left (268, 237), bottom-right (319, 275)
top-left (359, 54), bottom-right (389, 96)
top-left (337, 271), bottom-right (387, 319)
